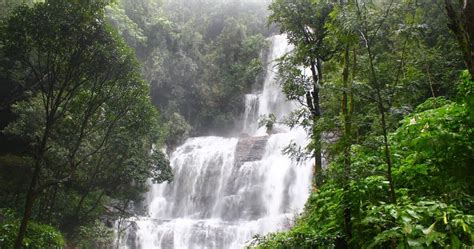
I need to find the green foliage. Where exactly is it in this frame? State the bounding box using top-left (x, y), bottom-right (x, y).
top-left (150, 148), bottom-right (173, 184)
top-left (0, 155), bottom-right (31, 207)
top-left (250, 184), bottom-right (345, 249)
top-left (458, 71), bottom-right (474, 121)
top-left (269, 0), bottom-right (334, 62)
top-left (259, 0), bottom-right (470, 246)
top-left (0, 0), bottom-right (172, 244)
top-left (258, 113), bottom-right (277, 133)
top-left (393, 97), bottom-right (473, 199)
top-left (254, 73), bottom-right (474, 248)
top-left (357, 199), bottom-right (474, 248)
top-left (163, 112), bottom-right (191, 148)
top-left (107, 0), bottom-right (270, 136)
top-left (0, 0), bottom-right (36, 18)
top-left (105, 3), bottom-right (148, 48)
top-left (76, 220), bottom-right (115, 249)
top-left (0, 209), bottom-right (64, 248)
top-left (1, 0), bottom-right (473, 247)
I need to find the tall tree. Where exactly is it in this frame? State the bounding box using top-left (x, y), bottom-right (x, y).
top-left (0, 1), bottom-right (171, 247)
top-left (269, 0), bottom-right (334, 187)
top-left (445, 0), bottom-right (474, 77)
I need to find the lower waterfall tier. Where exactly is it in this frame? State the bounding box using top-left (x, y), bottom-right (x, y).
top-left (121, 131), bottom-right (312, 249)
top-left (127, 214), bottom-right (295, 249)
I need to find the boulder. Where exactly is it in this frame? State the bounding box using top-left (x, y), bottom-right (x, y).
top-left (234, 135), bottom-right (268, 167)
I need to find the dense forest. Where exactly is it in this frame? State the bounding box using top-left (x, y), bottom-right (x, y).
top-left (0, 0), bottom-right (473, 248)
top-left (252, 0), bottom-right (474, 248)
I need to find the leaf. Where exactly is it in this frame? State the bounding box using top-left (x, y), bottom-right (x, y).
top-left (390, 209), bottom-right (399, 219)
top-left (396, 242), bottom-right (406, 249)
top-left (406, 209), bottom-right (420, 219)
top-left (407, 238), bottom-right (421, 247)
top-left (403, 223), bottom-right (412, 235)
top-left (451, 234), bottom-right (461, 248)
top-left (462, 222), bottom-right (467, 232)
top-left (422, 222), bottom-right (436, 235)
top-left (401, 215), bottom-right (412, 223)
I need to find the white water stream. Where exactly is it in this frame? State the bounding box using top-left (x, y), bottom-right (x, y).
top-left (119, 35), bottom-right (313, 249)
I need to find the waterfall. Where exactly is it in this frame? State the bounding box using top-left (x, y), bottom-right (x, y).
top-left (119, 35), bottom-right (313, 249)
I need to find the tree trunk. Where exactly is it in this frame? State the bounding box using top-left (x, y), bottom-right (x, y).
top-left (365, 32), bottom-right (397, 205)
top-left (309, 58), bottom-right (323, 187)
top-left (445, 0), bottom-right (474, 78)
top-left (377, 93), bottom-right (397, 204)
top-left (14, 124), bottom-right (50, 249)
top-left (14, 162), bottom-right (40, 249)
top-left (46, 186), bottom-right (58, 223)
top-left (342, 44), bottom-right (353, 241)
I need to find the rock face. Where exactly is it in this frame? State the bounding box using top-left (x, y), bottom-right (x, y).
top-left (234, 135), bottom-right (268, 167)
top-left (119, 220), bottom-right (138, 249)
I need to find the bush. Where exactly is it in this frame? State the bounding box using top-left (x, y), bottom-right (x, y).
top-left (0, 209), bottom-right (64, 249)
top-left (75, 220), bottom-right (115, 249)
top-left (252, 74), bottom-right (474, 248)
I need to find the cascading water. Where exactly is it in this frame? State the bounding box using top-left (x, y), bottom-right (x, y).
top-left (120, 35), bottom-right (313, 249)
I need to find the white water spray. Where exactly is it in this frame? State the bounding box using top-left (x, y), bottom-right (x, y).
top-left (119, 35), bottom-right (313, 249)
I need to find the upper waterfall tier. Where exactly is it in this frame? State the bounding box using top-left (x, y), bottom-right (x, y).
top-left (242, 34), bottom-right (295, 136)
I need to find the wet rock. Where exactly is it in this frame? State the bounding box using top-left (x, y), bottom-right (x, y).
top-left (120, 220), bottom-right (138, 249)
top-left (267, 126), bottom-right (286, 135)
top-left (234, 135), bottom-right (268, 166)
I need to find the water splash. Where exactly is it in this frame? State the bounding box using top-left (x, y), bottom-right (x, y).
top-left (120, 34), bottom-right (312, 249)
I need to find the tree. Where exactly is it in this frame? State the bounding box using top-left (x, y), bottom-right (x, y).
top-left (0, 0), bottom-right (35, 18)
top-left (445, 0), bottom-right (474, 78)
top-left (255, 0), bottom-right (470, 248)
top-left (106, 0), bottom-right (269, 137)
top-left (269, 0), bottom-right (334, 187)
top-left (0, 1), bottom-right (171, 247)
